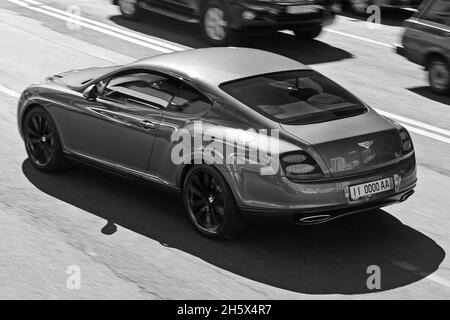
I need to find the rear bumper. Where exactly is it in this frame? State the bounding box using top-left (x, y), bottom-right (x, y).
top-left (222, 153), bottom-right (417, 224)
top-left (240, 184), bottom-right (416, 225)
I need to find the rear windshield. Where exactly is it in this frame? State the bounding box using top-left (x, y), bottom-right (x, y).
top-left (220, 70), bottom-right (367, 125)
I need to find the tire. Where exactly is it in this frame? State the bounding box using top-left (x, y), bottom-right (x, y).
top-left (183, 165), bottom-right (247, 238)
top-left (201, 0), bottom-right (238, 46)
top-left (293, 25), bottom-right (323, 40)
top-left (428, 56), bottom-right (450, 95)
top-left (23, 106), bottom-right (67, 172)
top-left (118, 0), bottom-right (143, 21)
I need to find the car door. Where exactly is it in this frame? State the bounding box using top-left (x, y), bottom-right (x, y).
top-left (68, 70), bottom-right (181, 174)
top-left (147, 82), bottom-right (213, 186)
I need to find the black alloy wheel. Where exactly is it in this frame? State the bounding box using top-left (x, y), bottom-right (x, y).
top-left (24, 107), bottom-right (67, 172)
top-left (183, 165), bottom-right (246, 238)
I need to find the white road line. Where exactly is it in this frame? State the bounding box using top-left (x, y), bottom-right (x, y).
top-left (0, 85), bottom-right (20, 99)
top-left (19, 0), bottom-right (186, 52)
top-left (7, 0), bottom-right (175, 53)
top-left (5, 0), bottom-right (450, 145)
top-left (375, 109), bottom-right (450, 138)
top-left (281, 28), bottom-right (393, 49)
top-left (323, 28), bottom-right (394, 48)
top-left (403, 124), bottom-right (450, 144)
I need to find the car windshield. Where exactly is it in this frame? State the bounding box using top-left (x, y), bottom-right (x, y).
top-left (220, 70), bottom-right (367, 125)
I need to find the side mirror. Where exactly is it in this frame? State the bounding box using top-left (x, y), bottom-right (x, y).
top-left (83, 84), bottom-right (98, 101)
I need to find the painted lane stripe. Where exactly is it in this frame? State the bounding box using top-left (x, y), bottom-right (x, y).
top-left (374, 108), bottom-right (450, 138)
top-left (7, 0), bottom-right (174, 53)
top-left (0, 85), bottom-right (20, 99)
top-left (402, 124), bottom-right (450, 144)
top-left (19, 0), bottom-right (186, 52)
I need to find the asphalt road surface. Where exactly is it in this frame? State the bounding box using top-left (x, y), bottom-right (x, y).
top-left (0, 0), bottom-right (449, 299)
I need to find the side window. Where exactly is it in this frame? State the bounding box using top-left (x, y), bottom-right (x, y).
top-left (101, 71), bottom-right (181, 109)
top-left (421, 0), bottom-right (450, 25)
top-left (169, 83), bottom-right (211, 114)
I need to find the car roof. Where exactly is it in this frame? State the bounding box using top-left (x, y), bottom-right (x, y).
top-left (131, 47), bottom-right (310, 87)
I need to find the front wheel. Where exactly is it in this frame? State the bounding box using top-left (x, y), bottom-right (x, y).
top-left (292, 25), bottom-right (323, 40)
top-left (118, 0), bottom-right (143, 20)
top-left (183, 165), bottom-right (247, 238)
top-left (428, 57), bottom-right (450, 95)
top-left (201, 0), bottom-right (238, 46)
top-left (23, 106), bottom-right (67, 172)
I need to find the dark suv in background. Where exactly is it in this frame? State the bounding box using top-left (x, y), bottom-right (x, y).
top-left (396, 0), bottom-right (450, 94)
top-left (113, 0), bottom-right (335, 45)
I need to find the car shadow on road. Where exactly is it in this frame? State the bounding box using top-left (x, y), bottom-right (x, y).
top-left (22, 160), bottom-right (445, 295)
top-left (407, 86), bottom-right (450, 105)
top-left (109, 14), bottom-right (353, 65)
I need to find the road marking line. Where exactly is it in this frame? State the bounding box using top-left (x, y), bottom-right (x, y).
top-left (0, 85), bottom-right (20, 99)
top-left (7, 0), bottom-right (175, 53)
top-left (402, 124), bottom-right (450, 144)
top-left (281, 28), bottom-right (393, 49)
top-left (19, 0), bottom-right (186, 52)
top-left (323, 28), bottom-right (394, 48)
top-left (375, 108), bottom-right (450, 137)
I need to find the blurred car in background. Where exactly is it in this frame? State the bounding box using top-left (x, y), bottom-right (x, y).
top-left (396, 0), bottom-right (450, 94)
top-left (113, 0), bottom-right (335, 46)
top-left (341, 0), bottom-right (422, 15)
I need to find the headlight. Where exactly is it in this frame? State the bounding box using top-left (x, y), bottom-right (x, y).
top-left (280, 151), bottom-right (323, 181)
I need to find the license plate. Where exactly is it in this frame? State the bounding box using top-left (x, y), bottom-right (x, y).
top-left (286, 5), bottom-right (321, 14)
top-left (349, 177), bottom-right (394, 200)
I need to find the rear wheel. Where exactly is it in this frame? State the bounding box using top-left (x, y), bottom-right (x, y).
top-left (23, 106), bottom-right (67, 172)
top-left (201, 0), bottom-right (237, 46)
top-left (292, 25), bottom-right (323, 40)
top-left (428, 57), bottom-right (450, 95)
top-left (183, 165), bottom-right (246, 238)
top-left (118, 0), bottom-right (143, 20)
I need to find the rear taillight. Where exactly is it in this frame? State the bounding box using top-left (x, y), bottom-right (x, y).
top-left (280, 151), bottom-right (323, 181)
top-left (399, 128), bottom-right (413, 153)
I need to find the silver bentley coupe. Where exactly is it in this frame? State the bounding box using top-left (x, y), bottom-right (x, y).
top-left (18, 48), bottom-right (417, 238)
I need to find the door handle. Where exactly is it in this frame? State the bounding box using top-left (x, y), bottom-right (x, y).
top-left (141, 120), bottom-right (157, 130)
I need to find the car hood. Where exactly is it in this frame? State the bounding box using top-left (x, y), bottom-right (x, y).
top-left (280, 109), bottom-right (403, 177)
top-left (47, 65), bottom-right (120, 90)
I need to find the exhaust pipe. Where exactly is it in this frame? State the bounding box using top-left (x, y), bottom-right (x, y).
top-left (297, 214), bottom-right (332, 224)
top-left (400, 190), bottom-right (415, 202)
